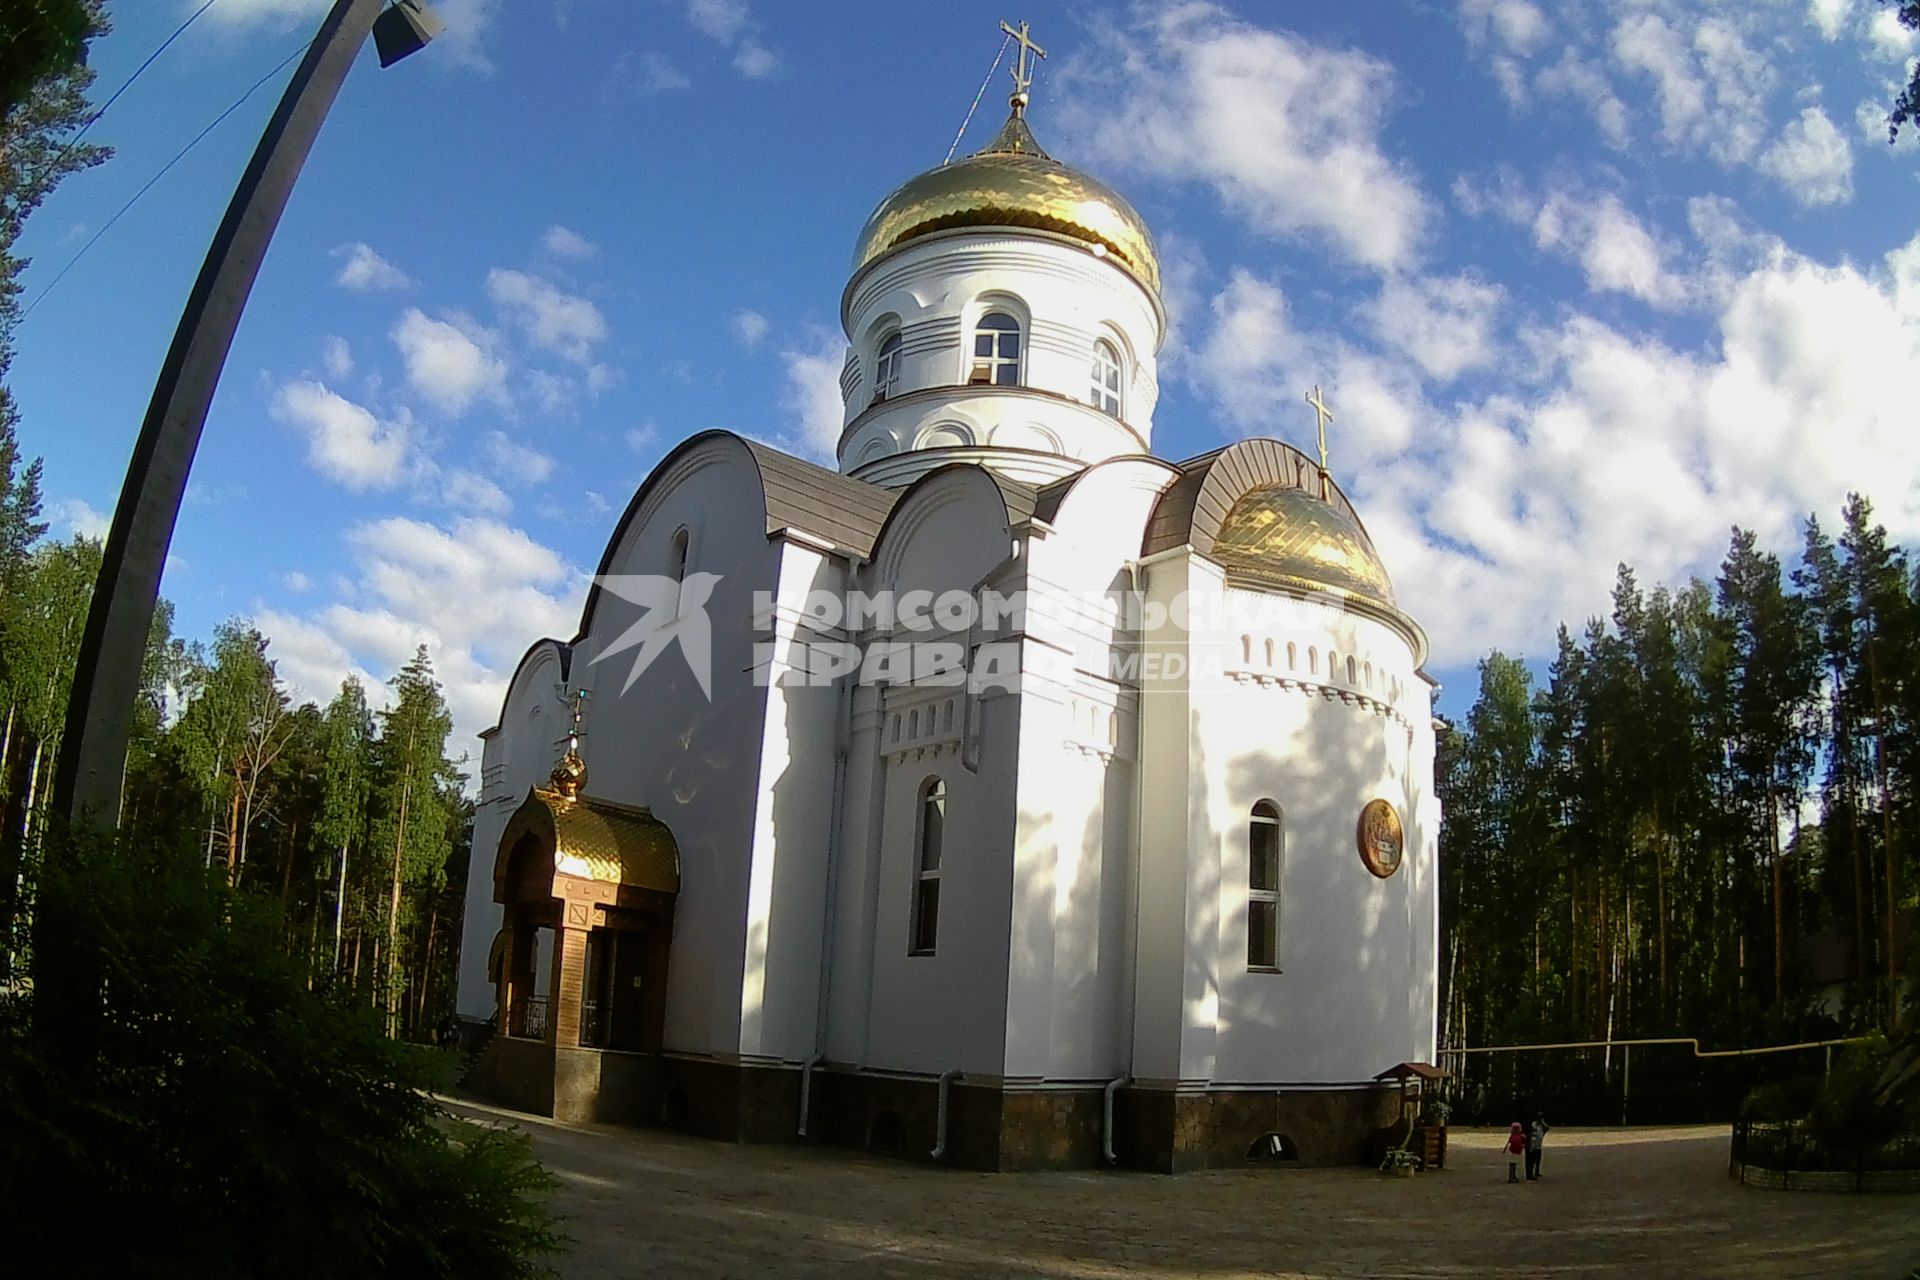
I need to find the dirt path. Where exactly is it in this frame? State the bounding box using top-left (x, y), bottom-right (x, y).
top-left (442, 1099), bottom-right (1920, 1279)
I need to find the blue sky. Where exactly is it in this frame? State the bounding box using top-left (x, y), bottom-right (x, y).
top-left (11, 0), bottom-right (1920, 744)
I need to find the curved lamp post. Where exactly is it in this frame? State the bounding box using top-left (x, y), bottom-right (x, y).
top-left (50, 0), bottom-right (442, 829)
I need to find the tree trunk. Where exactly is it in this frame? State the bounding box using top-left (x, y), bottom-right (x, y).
top-left (1867, 641), bottom-right (1901, 1020)
top-left (416, 903), bottom-right (439, 1031)
top-left (1768, 783), bottom-right (1784, 1016)
top-left (224, 779), bottom-right (244, 881)
top-left (333, 840), bottom-right (349, 972)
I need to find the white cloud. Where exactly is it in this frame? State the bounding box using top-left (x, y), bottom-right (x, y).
top-left (1808, 0), bottom-right (1854, 41)
top-left (271, 380), bottom-right (411, 489)
top-left (390, 308), bottom-right (508, 414)
top-left (332, 242), bottom-right (410, 291)
top-left (486, 269), bottom-right (606, 363)
top-left (1534, 48), bottom-right (1631, 149)
top-left (321, 335), bottom-right (353, 380)
top-left (255, 514), bottom-right (582, 753)
top-left (681, 0), bottom-right (776, 77)
top-left (542, 225), bottom-right (597, 260)
top-left (280, 570), bottom-right (314, 594)
top-left (1458, 0), bottom-right (1550, 56)
top-left (428, 467), bottom-right (513, 517)
top-left (483, 431), bottom-right (557, 485)
top-left (1363, 274), bottom-right (1505, 382)
top-left (610, 49), bottom-right (692, 95)
top-left (52, 497), bottom-right (108, 540)
top-left (1055, 3), bottom-right (1430, 273)
top-left (1869, 6), bottom-right (1919, 58)
top-left (1759, 106), bottom-right (1855, 206)
top-left (732, 308), bottom-right (770, 347)
top-left (1610, 13), bottom-right (1774, 164)
top-left (1463, 174), bottom-right (1691, 309)
top-left (1190, 239), bottom-right (1920, 667)
top-left (777, 334), bottom-right (848, 463)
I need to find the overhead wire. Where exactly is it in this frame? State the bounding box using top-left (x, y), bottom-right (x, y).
top-left (38, 0), bottom-right (225, 181)
top-left (942, 32), bottom-right (1012, 166)
top-left (21, 33), bottom-right (314, 320)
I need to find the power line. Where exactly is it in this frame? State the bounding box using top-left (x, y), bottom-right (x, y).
top-left (83, 0), bottom-right (226, 144)
top-left (21, 35), bottom-right (311, 321)
top-left (943, 32), bottom-right (1012, 166)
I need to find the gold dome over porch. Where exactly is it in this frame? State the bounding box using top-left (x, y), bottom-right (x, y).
top-left (494, 787), bottom-right (680, 899)
top-left (850, 111), bottom-right (1162, 297)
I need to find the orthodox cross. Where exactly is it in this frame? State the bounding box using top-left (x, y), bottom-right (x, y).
top-left (1305, 384), bottom-right (1334, 495)
top-left (564, 686), bottom-right (588, 754)
top-left (1001, 19), bottom-right (1047, 104)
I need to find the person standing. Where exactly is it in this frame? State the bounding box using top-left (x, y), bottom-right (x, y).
top-left (1526, 1113), bottom-right (1550, 1180)
top-left (1505, 1122), bottom-right (1527, 1183)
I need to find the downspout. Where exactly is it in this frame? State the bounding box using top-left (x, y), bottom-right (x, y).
top-left (797, 1054), bottom-right (822, 1138)
top-left (1103, 1074), bottom-right (1129, 1165)
top-left (930, 1068), bottom-right (961, 1161)
top-left (803, 559), bottom-right (860, 1135)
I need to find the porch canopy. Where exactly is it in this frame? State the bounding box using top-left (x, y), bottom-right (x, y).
top-left (492, 783), bottom-right (680, 1050)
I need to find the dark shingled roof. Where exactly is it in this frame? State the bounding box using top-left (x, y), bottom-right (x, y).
top-left (740, 438), bottom-right (898, 558)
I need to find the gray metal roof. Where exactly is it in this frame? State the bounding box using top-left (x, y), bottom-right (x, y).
top-left (740, 438), bottom-right (898, 558)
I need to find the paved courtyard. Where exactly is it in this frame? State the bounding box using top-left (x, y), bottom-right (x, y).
top-left (443, 1099), bottom-right (1920, 1279)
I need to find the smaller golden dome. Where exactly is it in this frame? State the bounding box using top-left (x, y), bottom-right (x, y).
top-left (851, 111), bottom-right (1161, 296)
top-left (1211, 484), bottom-right (1397, 613)
top-left (549, 748), bottom-right (588, 801)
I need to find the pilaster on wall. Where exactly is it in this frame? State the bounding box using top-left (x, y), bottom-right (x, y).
top-left (552, 925), bottom-right (587, 1050)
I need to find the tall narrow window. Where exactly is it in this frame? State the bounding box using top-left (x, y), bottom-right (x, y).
top-left (910, 778), bottom-right (945, 954)
top-left (1248, 802), bottom-right (1282, 970)
top-left (873, 332), bottom-right (903, 403)
top-left (669, 527), bottom-right (690, 582)
top-left (970, 312), bottom-right (1022, 386)
top-left (1091, 339), bottom-right (1122, 415)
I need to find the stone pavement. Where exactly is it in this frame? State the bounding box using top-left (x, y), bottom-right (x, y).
top-left (441, 1099), bottom-right (1920, 1279)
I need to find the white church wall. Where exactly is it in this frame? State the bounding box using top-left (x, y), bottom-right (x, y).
top-left (1001, 459), bottom-right (1173, 1083)
top-left (1132, 549), bottom-right (1222, 1085)
top-left (834, 466), bottom-right (1025, 1076)
top-left (737, 539), bottom-right (852, 1063)
top-left (455, 640), bottom-right (567, 1020)
top-left (1193, 588), bottom-right (1437, 1084)
top-left (572, 439), bottom-right (782, 1059)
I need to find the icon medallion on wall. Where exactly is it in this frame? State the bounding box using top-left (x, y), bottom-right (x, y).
top-left (1356, 799), bottom-right (1404, 878)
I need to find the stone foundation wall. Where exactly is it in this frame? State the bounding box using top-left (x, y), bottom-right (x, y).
top-left (467, 1048), bottom-right (1397, 1175)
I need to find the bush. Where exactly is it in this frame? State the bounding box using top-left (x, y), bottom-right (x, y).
top-left (1810, 1033), bottom-right (1896, 1157)
top-left (1741, 1077), bottom-right (1820, 1123)
top-left (0, 828), bottom-right (560, 1278)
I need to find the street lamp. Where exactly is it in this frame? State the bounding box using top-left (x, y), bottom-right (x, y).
top-left (50, 0), bottom-right (441, 829)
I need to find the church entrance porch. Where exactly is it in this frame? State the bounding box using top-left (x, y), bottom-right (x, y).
top-left (464, 767), bottom-right (680, 1125)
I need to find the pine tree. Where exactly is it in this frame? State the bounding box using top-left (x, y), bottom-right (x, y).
top-left (372, 647), bottom-right (456, 1036)
top-left (315, 678), bottom-right (373, 977)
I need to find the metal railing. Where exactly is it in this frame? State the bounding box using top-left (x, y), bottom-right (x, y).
top-left (514, 995), bottom-right (548, 1040)
top-left (1730, 1120), bottom-right (1920, 1192)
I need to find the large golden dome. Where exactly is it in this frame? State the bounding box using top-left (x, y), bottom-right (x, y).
top-left (1210, 484), bottom-right (1397, 614)
top-left (850, 111), bottom-right (1161, 297)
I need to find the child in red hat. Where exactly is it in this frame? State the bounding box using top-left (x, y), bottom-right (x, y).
top-left (1505, 1122), bottom-right (1527, 1183)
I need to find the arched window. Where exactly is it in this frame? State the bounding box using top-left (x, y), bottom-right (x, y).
top-left (1248, 802), bottom-right (1282, 969)
top-left (1264, 638), bottom-right (1275, 667)
top-left (873, 332), bottom-right (903, 404)
top-left (669, 527), bottom-right (690, 583)
top-left (1241, 635), bottom-right (1252, 664)
top-left (1347, 656), bottom-right (1358, 685)
top-left (970, 312), bottom-right (1022, 386)
top-left (910, 778), bottom-right (946, 955)
top-left (908, 709), bottom-right (920, 740)
top-left (1091, 339), bottom-right (1122, 415)
top-left (1308, 647), bottom-right (1318, 675)
top-left (1287, 642), bottom-right (1297, 671)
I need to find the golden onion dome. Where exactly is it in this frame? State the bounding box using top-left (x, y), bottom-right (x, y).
top-left (1210, 484), bottom-right (1397, 613)
top-left (850, 110), bottom-right (1161, 297)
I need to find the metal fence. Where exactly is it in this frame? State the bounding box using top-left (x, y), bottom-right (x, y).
top-left (514, 995), bottom-right (548, 1041)
top-left (1729, 1120), bottom-right (1920, 1192)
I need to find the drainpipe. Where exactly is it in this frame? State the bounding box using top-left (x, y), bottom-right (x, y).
top-left (797, 1054), bottom-right (821, 1138)
top-left (1103, 1074), bottom-right (1129, 1165)
top-left (929, 1068), bottom-right (961, 1161)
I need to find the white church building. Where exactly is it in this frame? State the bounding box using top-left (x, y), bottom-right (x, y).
top-left (455, 51), bottom-right (1440, 1172)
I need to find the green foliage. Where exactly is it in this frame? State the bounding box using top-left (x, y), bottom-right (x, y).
top-left (1740, 1078), bottom-right (1820, 1123)
top-left (0, 1), bottom-right (93, 126)
top-left (0, 827), bottom-right (561, 1278)
top-left (1442, 500), bottom-right (1920, 1122)
top-left (1885, 2), bottom-right (1920, 140)
top-left (1811, 1033), bottom-right (1897, 1154)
